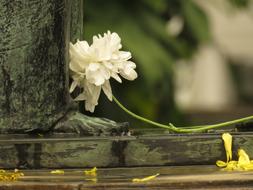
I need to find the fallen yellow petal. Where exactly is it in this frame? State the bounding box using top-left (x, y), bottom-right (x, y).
top-left (224, 161), bottom-right (238, 171)
top-left (216, 160), bottom-right (227, 167)
top-left (0, 169), bottom-right (24, 181)
top-left (132, 173), bottom-right (159, 182)
top-left (241, 164), bottom-right (253, 171)
top-left (85, 178), bottom-right (97, 182)
top-left (237, 149), bottom-right (253, 170)
top-left (217, 133), bottom-right (253, 171)
top-left (84, 167), bottom-right (97, 176)
top-left (238, 149), bottom-right (250, 165)
top-left (50, 170), bottom-right (65, 174)
top-left (222, 133), bottom-right (232, 162)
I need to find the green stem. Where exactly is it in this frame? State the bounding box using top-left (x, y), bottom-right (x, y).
top-left (182, 115), bottom-right (253, 132)
top-left (112, 96), bottom-right (253, 133)
top-left (112, 96), bottom-right (178, 132)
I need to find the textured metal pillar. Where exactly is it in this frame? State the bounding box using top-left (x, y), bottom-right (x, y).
top-left (0, 0), bottom-right (83, 133)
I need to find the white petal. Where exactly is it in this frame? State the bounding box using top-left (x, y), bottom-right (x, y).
top-left (69, 43), bottom-right (87, 61)
top-left (92, 86), bottom-right (101, 104)
top-left (111, 72), bottom-right (122, 83)
top-left (119, 61), bottom-right (138, 80)
top-left (91, 31), bottom-right (122, 61)
top-left (93, 36), bottom-right (99, 42)
top-left (104, 62), bottom-right (113, 69)
top-left (118, 51), bottom-right (131, 61)
top-left (94, 74), bottom-right (105, 86)
top-left (110, 32), bottom-right (121, 50)
top-left (74, 93), bottom-right (86, 101)
top-left (83, 83), bottom-right (102, 112)
top-left (69, 42), bottom-right (91, 72)
top-left (102, 80), bottom-right (112, 101)
top-left (120, 68), bottom-right (138, 81)
top-left (69, 60), bottom-right (83, 73)
top-left (88, 63), bottom-right (100, 71)
top-left (75, 40), bottom-right (89, 52)
top-left (71, 73), bottom-right (83, 81)
top-left (85, 87), bottom-right (101, 112)
top-left (100, 66), bottom-right (110, 80)
top-left (85, 102), bottom-right (95, 112)
top-left (126, 61), bottom-right (136, 69)
top-left (86, 64), bottom-right (110, 86)
top-left (69, 80), bottom-right (78, 93)
top-left (86, 82), bottom-right (101, 103)
top-left (86, 64), bottom-right (102, 85)
top-left (91, 36), bottom-right (110, 61)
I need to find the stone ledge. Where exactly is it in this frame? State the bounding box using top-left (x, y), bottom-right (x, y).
top-left (0, 132), bottom-right (253, 168)
top-left (1, 166), bottom-right (253, 190)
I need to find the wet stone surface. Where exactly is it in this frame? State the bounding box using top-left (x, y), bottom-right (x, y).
top-left (0, 133), bottom-right (253, 169)
top-left (1, 166), bottom-right (253, 189)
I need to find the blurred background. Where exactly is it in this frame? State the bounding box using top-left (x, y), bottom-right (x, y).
top-left (82, 0), bottom-right (253, 130)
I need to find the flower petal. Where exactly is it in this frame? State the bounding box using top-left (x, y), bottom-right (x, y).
top-left (88, 63), bottom-right (100, 71)
top-left (86, 64), bottom-right (104, 85)
top-left (84, 83), bottom-right (101, 112)
top-left (111, 72), bottom-right (122, 83)
top-left (120, 68), bottom-right (138, 81)
top-left (225, 161), bottom-right (238, 171)
top-left (222, 133), bottom-right (232, 162)
top-left (216, 160), bottom-right (227, 167)
top-left (69, 80), bottom-right (78, 93)
top-left (69, 32), bottom-right (138, 112)
top-left (102, 80), bottom-right (112, 101)
top-left (84, 167), bottom-right (97, 176)
top-left (118, 51), bottom-right (131, 60)
top-left (132, 173), bottom-right (159, 182)
top-left (118, 61), bottom-right (138, 81)
top-left (238, 149), bottom-right (251, 168)
top-left (50, 170), bottom-right (65, 174)
top-left (74, 92), bottom-right (86, 101)
top-left (75, 40), bottom-right (89, 52)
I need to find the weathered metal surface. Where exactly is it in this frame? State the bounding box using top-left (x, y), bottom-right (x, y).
top-left (0, 133), bottom-right (252, 168)
top-left (0, 0), bottom-right (83, 133)
top-left (0, 0), bottom-right (126, 135)
top-left (1, 166), bottom-right (253, 189)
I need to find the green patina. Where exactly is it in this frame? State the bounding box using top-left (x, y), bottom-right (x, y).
top-left (40, 141), bottom-right (118, 168)
top-left (124, 141), bottom-right (166, 166)
top-left (0, 0), bottom-right (125, 135)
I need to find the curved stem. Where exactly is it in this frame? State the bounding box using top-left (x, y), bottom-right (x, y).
top-left (112, 96), bottom-right (253, 133)
top-left (112, 96), bottom-right (178, 132)
top-left (181, 115), bottom-right (253, 132)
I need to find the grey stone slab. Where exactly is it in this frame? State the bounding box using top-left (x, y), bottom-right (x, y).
top-left (0, 133), bottom-right (252, 168)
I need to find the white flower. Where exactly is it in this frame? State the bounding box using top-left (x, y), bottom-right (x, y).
top-left (69, 31), bottom-right (138, 112)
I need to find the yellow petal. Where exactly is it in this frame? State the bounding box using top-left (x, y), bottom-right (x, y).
top-left (85, 178), bottom-right (97, 182)
top-left (50, 170), bottom-right (65, 174)
top-left (237, 149), bottom-right (253, 170)
top-left (238, 149), bottom-right (251, 165)
top-left (216, 160), bottom-right (227, 167)
top-left (241, 164), bottom-right (253, 171)
top-left (84, 167), bottom-right (97, 176)
top-left (224, 161), bottom-right (238, 171)
top-left (132, 173), bottom-right (159, 182)
top-left (0, 170), bottom-right (24, 181)
top-left (222, 133), bottom-right (232, 162)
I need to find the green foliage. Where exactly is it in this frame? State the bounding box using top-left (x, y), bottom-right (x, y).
top-left (229, 0), bottom-right (250, 8)
top-left (181, 0), bottom-right (210, 42)
top-left (83, 0), bottom-right (209, 126)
